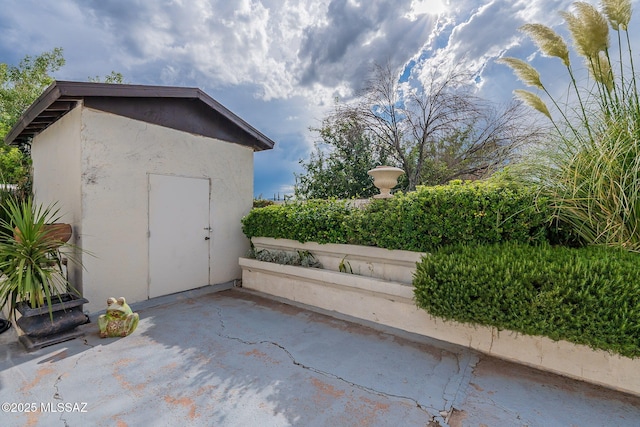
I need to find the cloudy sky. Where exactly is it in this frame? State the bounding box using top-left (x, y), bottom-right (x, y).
top-left (1, 0), bottom-right (638, 197)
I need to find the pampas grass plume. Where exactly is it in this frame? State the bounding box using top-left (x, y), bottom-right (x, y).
top-left (498, 57), bottom-right (544, 89)
top-left (561, 2), bottom-right (609, 58)
top-left (601, 0), bottom-right (632, 30)
top-left (520, 24), bottom-right (570, 67)
top-left (514, 89), bottom-right (552, 119)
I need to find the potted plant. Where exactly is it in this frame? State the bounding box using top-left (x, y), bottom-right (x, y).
top-left (0, 197), bottom-right (89, 350)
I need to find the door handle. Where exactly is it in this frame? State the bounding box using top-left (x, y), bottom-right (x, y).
top-left (204, 236), bottom-right (210, 240)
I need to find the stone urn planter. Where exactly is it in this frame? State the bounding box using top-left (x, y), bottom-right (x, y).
top-left (367, 166), bottom-right (405, 198)
top-left (16, 293), bottom-right (89, 351)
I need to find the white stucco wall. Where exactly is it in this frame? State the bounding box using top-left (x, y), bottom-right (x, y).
top-left (32, 105), bottom-right (254, 313)
top-left (31, 105), bottom-right (84, 291)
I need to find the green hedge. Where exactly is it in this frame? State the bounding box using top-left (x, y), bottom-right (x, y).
top-left (242, 199), bottom-right (353, 244)
top-left (242, 181), bottom-right (559, 251)
top-left (413, 243), bottom-right (640, 358)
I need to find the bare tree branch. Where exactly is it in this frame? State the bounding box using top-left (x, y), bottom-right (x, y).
top-left (333, 63), bottom-right (547, 190)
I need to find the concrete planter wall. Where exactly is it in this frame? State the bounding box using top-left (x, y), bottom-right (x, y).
top-left (240, 237), bottom-right (640, 397)
top-left (251, 237), bottom-right (424, 284)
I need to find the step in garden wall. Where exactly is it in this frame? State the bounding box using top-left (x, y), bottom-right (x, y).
top-left (251, 237), bottom-right (424, 284)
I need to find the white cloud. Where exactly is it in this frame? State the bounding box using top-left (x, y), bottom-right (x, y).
top-left (3, 0), bottom-right (640, 196)
top-left (406, 0), bottom-right (449, 20)
top-left (406, 0), bottom-right (583, 100)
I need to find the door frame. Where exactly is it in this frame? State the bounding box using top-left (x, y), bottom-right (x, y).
top-left (147, 173), bottom-right (212, 298)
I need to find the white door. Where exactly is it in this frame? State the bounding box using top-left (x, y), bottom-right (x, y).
top-left (148, 174), bottom-right (211, 298)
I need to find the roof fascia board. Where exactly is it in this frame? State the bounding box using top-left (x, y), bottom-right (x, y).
top-left (4, 81), bottom-right (275, 151)
top-left (55, 80), bottom-right (202, 99)
top-left (4, 82), bottom-right (65, 145)
top-left (195, 89), bottom-right (274, 150)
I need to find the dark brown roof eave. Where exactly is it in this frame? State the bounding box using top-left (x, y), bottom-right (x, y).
top-left (4, 83), bottom-right (77, 147)
top-left (4, 81), bottom-right (275, 151)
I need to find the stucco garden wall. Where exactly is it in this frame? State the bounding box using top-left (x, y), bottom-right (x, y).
top-left (251, 236), bottom-right (424, 284)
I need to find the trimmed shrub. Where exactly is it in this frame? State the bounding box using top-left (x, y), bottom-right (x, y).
top-left (242, 181), bottom-right (560, 252)
top-left (413, 243), bottom-right (640, 358)
top-left (242, 199), bottom-right (353, 244)
top-left (349, 180), bottom-right (553, 251)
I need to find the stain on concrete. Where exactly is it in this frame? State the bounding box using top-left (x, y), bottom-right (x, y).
top-left (112, 358), bottom-right (147, 395)
top-left (242, 348), bottom-right (281, 365)
top-left (311, 377), bottom-right (346, 400)
top-left (469, 382), bottom-right (484, 392)
top-left (24, 409), bottom-right (41, 427)
top-left (20, 366), bottom-right (55, 392)
top-left (2, 288), bottom-right (639, 426)
top-left (161, 361), bottom-right (178, 370)
top-left (164, 395), bottom-right (198, 420)
top-left (352, 396), bottom-right (391, 426)
top-left (447, 407), bottom-right (467, 427)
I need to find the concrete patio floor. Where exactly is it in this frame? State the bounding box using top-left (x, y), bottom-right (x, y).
top-left (0, 286), bottom-right (639, 427)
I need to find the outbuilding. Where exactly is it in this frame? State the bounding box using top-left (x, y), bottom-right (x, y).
top-left (5, 81), bottom-right (275, 312)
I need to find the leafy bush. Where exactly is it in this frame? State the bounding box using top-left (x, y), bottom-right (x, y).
top-left (350, 180), bottom-right (554, 251)
top-left (242, 199), bottom-right (354, 244)
top-left (242, 181), bottom-right (561, 252)
top-left (413, 243), bottom-right (640, 358)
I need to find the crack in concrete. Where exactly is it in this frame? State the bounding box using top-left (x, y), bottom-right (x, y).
top-left (51, 336), bottom-right (95, 426)
top-left (438, 350), bottom-right (479, 426)
top-left (214, 307), bottom-right (436, 421)
top-left (479, 394), bottom-right (535, 426)
top-left (52, 373), bottom-right (70, 427)
top-left (441, 351), bottom-right (461, 408)
top-left (81, 337), bottom-right (95, 349)
top-left (437, 370), bottom-right (457, 422)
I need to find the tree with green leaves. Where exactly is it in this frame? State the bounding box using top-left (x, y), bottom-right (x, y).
top-left (295, 110), bottom-right (393, 199)
top-left (341, 63), bottom-right (546, 191)
top-left (0, 48), bottom-right (65, 186)
top-left (0, 47), bottom-right (65, 141)
top-left (297, 64), bottom-right (545, 198)
top-left (0, 48), bottom-right (125, 188)
top-left (89, 71), bottom-right (126, 84)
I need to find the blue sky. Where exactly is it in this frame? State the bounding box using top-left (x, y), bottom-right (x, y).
top-left (1, 0), bottom-right (638, 198)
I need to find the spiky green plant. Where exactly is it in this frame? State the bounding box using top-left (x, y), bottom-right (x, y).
top-left (500, 0), bottom-right (640, 250)
top-left (0, 197), bottom-right (84, 320)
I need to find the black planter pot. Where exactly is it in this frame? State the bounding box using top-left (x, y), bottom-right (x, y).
top-left (16, 293), bottom-right (89, 351)
top-left (0, 319), bottom-right (10, 334)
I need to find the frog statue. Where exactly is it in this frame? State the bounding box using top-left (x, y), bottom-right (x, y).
top-left (98, 297), bottom-right (139, 338)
